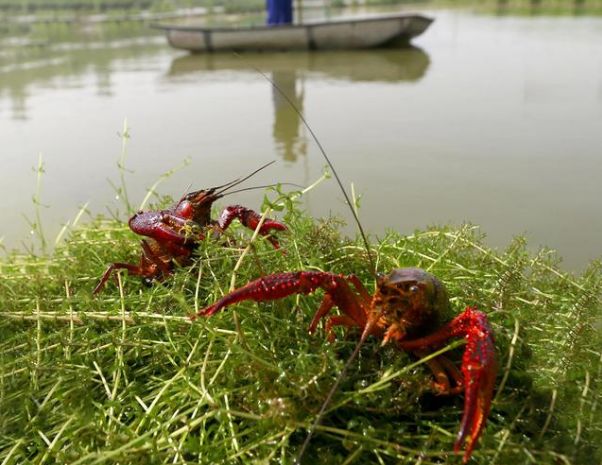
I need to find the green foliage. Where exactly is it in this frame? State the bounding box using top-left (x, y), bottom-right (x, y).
top-left (1, 200), bottom-right (601, 464)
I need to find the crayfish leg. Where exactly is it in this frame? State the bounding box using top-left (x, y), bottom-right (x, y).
top-left (93, 240), bottom-right (167, 294)
top-left (308, 294), bottom-right (335, 335)
top-left (93, 262), bottom-right (153, 295)
top-left (323, 315), bottom-right (361, 342)
top-left (345, 274), bottom-right (372, 306)
top-left (193, 271), bottom-right (371, 334)
top-left (193, 271), bottom-right (323, 319)
top-left (412, 349), bottom-right (464, 396)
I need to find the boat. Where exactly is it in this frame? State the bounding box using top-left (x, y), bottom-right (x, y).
top-left (153, 13), bottom-right (433, 53)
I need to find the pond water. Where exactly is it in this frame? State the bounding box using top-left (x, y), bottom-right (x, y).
top-left (1, 4), bottom-right (601, 270)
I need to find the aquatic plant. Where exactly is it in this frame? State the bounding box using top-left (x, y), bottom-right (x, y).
top-left (1, 188), bottom-right (600, 464)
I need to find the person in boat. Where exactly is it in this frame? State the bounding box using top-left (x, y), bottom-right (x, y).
top-left (266, 0), bottom-right (293, 25)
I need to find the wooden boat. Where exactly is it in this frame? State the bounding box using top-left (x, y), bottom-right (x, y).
top-left (153, 13), bottom-right (433, 53)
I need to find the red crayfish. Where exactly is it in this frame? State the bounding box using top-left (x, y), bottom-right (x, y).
top-left (192, 267), bottom-right (496, 462)
top-left (93, 163), bottom-right (287, 294)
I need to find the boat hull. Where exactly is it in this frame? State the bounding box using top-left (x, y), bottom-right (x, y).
top-left (156, 14), bottom-right (433, 52)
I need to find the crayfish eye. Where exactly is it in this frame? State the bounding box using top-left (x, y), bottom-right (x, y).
top-left (409, 285), bottom-right (419, 294)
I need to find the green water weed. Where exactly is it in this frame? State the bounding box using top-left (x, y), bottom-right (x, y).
top-left (0, 197), bottom-right (601, 464)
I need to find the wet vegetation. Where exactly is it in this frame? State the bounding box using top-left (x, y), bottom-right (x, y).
top-left (1, 184), bottom-right (601, 464)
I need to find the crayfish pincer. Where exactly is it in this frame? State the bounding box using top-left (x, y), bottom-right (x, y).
top-left (193, 267), bottom-right (496, 463)
top-left (93, 165), bottom-right (287, 294)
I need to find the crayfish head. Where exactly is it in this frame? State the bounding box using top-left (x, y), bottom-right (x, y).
top-left (375, 268), bottom-right (449, 344)
top-left (175, 188), bottom-right (222, 225)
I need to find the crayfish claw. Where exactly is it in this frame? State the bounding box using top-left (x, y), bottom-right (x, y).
top-left (453, 307), bottom-right (497, 462)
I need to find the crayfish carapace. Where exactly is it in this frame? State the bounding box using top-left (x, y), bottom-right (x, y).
top-left (93, 163), bottom-right (287, 294)
top-left (193, 267), bottom-right (496, 463)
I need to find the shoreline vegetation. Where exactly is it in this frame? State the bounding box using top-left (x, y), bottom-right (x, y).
top-left (1, 183), bottom-right (601, 464)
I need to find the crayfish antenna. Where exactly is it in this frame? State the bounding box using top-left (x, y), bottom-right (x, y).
top-left (213, 160), bottom-right (277, 196)
top-left (252, 63), bottom-right (379, 465)
top-left (178, 160), bottom-right (279, 205)
top-left (252, 66), bottom-right (375, 277)
top-left (294, 311), bottom-right (381, 465)
top-left (224, 182), bottom-right (304, 196)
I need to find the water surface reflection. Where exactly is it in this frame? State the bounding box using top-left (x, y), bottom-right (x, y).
top-left (1, 8), bottom-right (601, 270)
top-left (166, 48), bottom-right (430, 161)
top-left (271, 70), bottom-right (305, 162)
top-left (167, 47), bottom-right (430, 82)
top-left (0, 37), bottom-right (165, 120)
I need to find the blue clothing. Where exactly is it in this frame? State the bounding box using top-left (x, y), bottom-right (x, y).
top-left (266, 0), bottom-right (293, 25)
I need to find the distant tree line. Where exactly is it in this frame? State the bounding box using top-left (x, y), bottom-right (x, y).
top-left (1, 0), bottom-right (598, 13)
top-left (0, 0), bottom-right (202, 12)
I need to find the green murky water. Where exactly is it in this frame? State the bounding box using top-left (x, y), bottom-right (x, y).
top-left (1, 4), bottom-right (601, 269)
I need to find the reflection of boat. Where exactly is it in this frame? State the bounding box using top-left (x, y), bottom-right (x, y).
top-left (166, 47), bottom-right (430, 83)
top-left (164, 46), bottom-right (430, 164)
top-left (153, 14), bottom-right (432, 52)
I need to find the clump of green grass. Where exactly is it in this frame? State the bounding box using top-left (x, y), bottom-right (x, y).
top-left (1, 191), bottom-right (601, 464)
